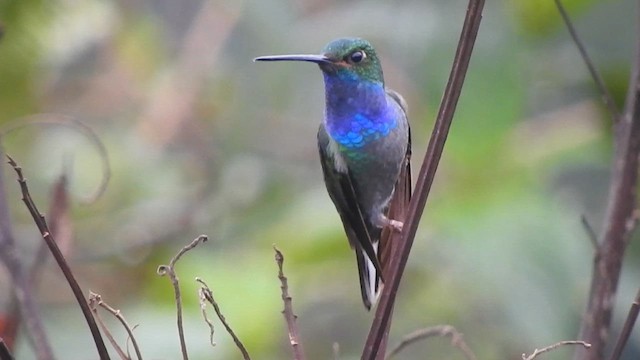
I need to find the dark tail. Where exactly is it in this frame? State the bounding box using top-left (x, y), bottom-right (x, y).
top-left (355, 245), bottom-right (381, 310)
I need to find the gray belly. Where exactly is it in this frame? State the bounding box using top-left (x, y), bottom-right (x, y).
top-left (346, 125), bottom-right (408, 221)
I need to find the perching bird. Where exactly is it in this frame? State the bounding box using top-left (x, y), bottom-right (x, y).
top-left (255, 38), bottom-right (411, 309)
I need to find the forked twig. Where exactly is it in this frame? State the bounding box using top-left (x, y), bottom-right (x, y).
top-left (554, 0), bottom-right (620, 120)
top-left (196, 278), bottom-right (250, 360)
top-left (157, 235), bottom-right (208, 360)
top-left (573, 2), bottom-right (640, 359)
top-left (580, 214), bottom-right (599, 250)
top-left (607, 288), bottom-right (640, 360)
top-left (7, 155), bottom-right (110, 360)
top-left (362, 0), bottom-right (485, 357)
top-left (89, 294), bottom-right (129, 360)
top-left (386, 325), bottom-right (477, 360)
top-left (523, 340), bottom-right (591, 360)
top-left (273, 246), bottom-right (305, 360)
top-left (89, 292), bottom-right (143, 360)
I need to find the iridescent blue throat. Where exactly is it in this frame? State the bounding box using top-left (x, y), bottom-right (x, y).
top-left (323, 71), bottom-right (398, 149)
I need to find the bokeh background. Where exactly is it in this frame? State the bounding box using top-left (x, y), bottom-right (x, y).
top-left (1, 0), bottom-right (639, 359)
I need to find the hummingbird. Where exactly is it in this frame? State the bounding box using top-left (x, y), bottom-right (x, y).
top-left (255, 38), bottom-right (411, 309)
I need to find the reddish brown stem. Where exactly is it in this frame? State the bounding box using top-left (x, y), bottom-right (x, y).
top-left (7, 156), bottom-right (110, 360)
top-left (361, 0), bottom-right (485, 358)
top-left (573, 5), bottom-right (640, 359)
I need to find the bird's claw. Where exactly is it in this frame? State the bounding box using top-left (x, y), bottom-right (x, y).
top-left (378, 215), bottom-right (404, 232)
top-left (388, 219), bottom-right (404, 232)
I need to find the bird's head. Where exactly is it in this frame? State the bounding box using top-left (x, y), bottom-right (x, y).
top-left (255, 37), bottom-right (384, 84)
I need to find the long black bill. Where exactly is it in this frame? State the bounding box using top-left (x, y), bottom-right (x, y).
top-left (254, 54), bottom-right (331, 63)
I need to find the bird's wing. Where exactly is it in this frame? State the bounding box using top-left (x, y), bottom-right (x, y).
top-left (378, 89), bottom-right (412, 279)
top-left (317, 124), bottom-right (383, 308)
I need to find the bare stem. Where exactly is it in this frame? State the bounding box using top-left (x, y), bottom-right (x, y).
top-left (580, 214), bottom-right (599, 250)
top-left (607, 288), bottom-right (640, 360)
top-left (554, 0), bottom-right (620, 120)
top-left (89, 294), bottom-right (129, 360)
top-left (0, 148), bottom-right (53, 360)
top-left (89, 292), bottom-right (144, 360)
top-left (361, 0), bottom-right (485, 358)
top-left (196, 278), bottom-right (251, 360)
top-left (157, 234), bottom-right (208, 360)
top-left (524, 340), bottom-right (591, 360)
top-left (574, 4), bottom-right (640, 360)
top-left (7, 155), bottom-right (110, 360)
top-left (273, 246), bottom-right (305, 360)
top-left (386, 325), bottom-right (478, 360)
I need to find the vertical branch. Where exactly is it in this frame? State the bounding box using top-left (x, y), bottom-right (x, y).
top-left (361, 0), bottom-right (485, 358)
top-left (273, 247), bottom-right (305, 360)
top-left (157, 235), bottom-right (209, 360)
top-left (574, 4), bottom-right (640, 360)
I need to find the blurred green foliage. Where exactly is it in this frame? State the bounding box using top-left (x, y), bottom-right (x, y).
top-left (1, 0), bottom-right (639, 359)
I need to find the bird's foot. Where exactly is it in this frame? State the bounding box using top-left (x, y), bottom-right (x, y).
top-left (378, 215), bottom-right (404, 232)
top-left (388, 219), bottom-right (404, 232)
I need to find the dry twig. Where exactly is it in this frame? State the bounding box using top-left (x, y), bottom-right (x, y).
top-left (196, 278), bottom-right (250, 360)
top-left (580, 214), bottom-right (599, 250)
top-left (273, 246), bottom-right (305, 360)
top-left (386, 325), bottom-right (477, 360)
top-left (0, 149), bottom-right (53, 359)
top-left (607, 288), bottom-right (640, 360)
top-left (362, 0), bottom-right (485, 358)
top-left (157, 235), bottom-right (208, 360)
top-left (89, 293), bottom-right (129, 360)
top-left (554, 0), bottom-right (619, 120)
top-left (7, 155), bottom-right (110, 360)
top-left (523, 340), bottom-right (591, 360)
top-left (88, 292), bottom-right (143, 360)
top-left (573, 4), bottom-right (640, 359)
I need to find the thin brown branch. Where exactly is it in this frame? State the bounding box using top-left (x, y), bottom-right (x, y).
top-left (607, 288), bottom-right (640, 360)
top-left (157, 235), bottom-right (208, 360)
top-left (89, 292), bottom-right (144, 360)
top-left (554, 0), bottom-right (620, 120)
top-left (574, 5), bottom-right (640, 360)
top-left (28, 172), bottom-right (74, 291)
top-left (524, 340), bottom-right (591, 360)
top-left (89, 293), bottom-right (129, 360)
top-left (386, 325), bottom-right (477, 360)
top-left (0, 148), bottom-right (53, 359)
top-left (580, 214), bottom-right (599, 249)
top-left (196, 278), bottom-right (251, 360)
top-left (7, 155), bottom-right (110, 360)
top-left (362, 0), bottom-right (485, 358)
top-left (273, 246), bottom-right (305, 360)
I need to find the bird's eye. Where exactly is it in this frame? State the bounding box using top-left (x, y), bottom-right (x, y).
top-left (349, 50), bottom-right (366, 63)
